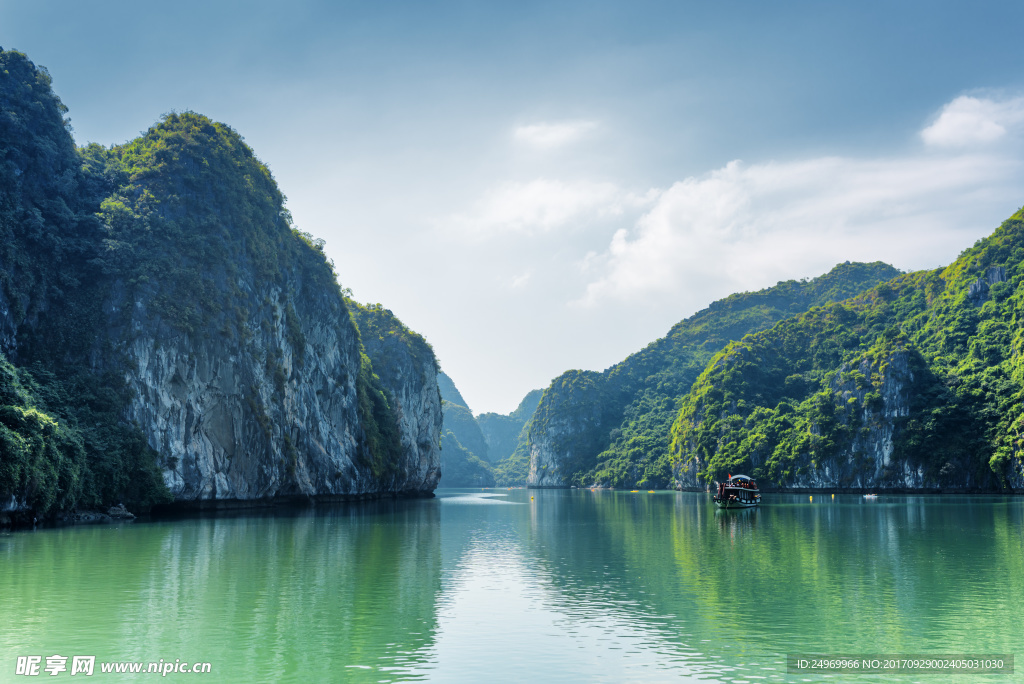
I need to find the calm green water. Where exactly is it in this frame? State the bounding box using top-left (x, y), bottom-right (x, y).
top-left (2, 490), bottom-right (1022, 683)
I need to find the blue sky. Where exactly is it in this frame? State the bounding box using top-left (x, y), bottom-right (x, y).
top-left (5, 1), bottom-right (1024, 413)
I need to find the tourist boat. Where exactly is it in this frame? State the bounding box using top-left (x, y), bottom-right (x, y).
top-left (713, 474), bottom-right (761, 509)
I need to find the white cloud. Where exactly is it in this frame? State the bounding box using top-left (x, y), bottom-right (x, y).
top-left (578, 150), bottom-right (1020, 307)
top-left (510, 269), bottom-right (533, 288)
top-left (921, 95), bottom-right (1024, 147)
top-left (445, 178), bottom-right (655, 236)
top-left (513, 120), bottom-right (598, 149)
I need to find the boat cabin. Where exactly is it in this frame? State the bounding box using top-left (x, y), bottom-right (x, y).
top-left (714, 474), bottom-right (761, 508)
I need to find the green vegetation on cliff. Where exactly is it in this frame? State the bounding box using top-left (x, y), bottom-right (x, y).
top-left (479, 389), bottom-right (543, 460)
top-left (1, 49), bottom-right (434, 516)
top-left (88, 111), bottom-right (340, 339)
top-left (440, 400), bottom-right (489, 462)
top-left (672, 211), bottom-right (1024, 489)
top-left (529, 261), bottom-right (901, 488)
top-left (440, 428), bottom-right (495, 487)
top-left (493, 440), bottom-right (532, 486)
top-left (0, 49), bottom-right (98, 334)
top-left (434, 372), bottom-right (495, 486)
top-left (483, 388), bottom-right (542, 486)
top-left (0, 49), bottom-right (170, 516)
top-left (0, 355), bottom-right (171, 518)
top-left (348, 302), bottom-right (437, 480)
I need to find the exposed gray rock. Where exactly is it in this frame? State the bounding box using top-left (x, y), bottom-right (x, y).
top-left (105, 273), bottom-right (440, 503)
top-left (968, 265), bottom-right (1006, 305)
top-left (528, 429), bottom-right (568, 488)
top-left (107, 504), bottom-right (136, 520)
top-left (780, 351), bottom-right (919, 490)
top-left (526, 370), bottom-right (611, 488)
top-left (673, 348), bottom-right (1024, 491)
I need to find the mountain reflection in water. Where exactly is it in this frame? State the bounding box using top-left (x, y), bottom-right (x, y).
top-left (1, 490), bottom-right (1021, 683)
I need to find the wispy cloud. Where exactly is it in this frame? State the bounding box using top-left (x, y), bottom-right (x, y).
top-left (921, 95), bottom-right (1024, 147)
top-left (513, 120), bottom-right (598, 149)
top-left (445, 178), bottom-right (656, 237)
top-left (510, 269), bottom-right (533, 289)
top-left (577, 96), bottom-right (1024, 308)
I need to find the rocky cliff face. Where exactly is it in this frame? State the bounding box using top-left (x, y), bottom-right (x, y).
top-left (0, 54), bottom-right (442, 517)
top-left (528, 429), bottom-right (570, 488)
top-left (350, 305), bottom-right (442, 494)
top-left (112, 284), bottom-right (411, 502)
top-left (968, 265), bottom-right (1006, 306)
top-left (674, 346), bottom-right (1024, 491)
top-left (111, 257), bottom-right (438, 503)
top-left (799, 351), bottom-right (918, 490)
top-left (670, 215), bottom-right (1024, 493)
top-left (526, 262), bottom-right (902, 489)
top-left (94, 115), bottom-right (443, 505)
top-left (674, 349), bottom-right (921, 490)
top-left (527, 371), bottom-right (610, 487)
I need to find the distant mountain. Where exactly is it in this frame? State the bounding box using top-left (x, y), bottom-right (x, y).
top-left (439, 430), bottom-right (494, 488)
top-left (480, 389), bottom-right (543, 486)
top-left (478, 389), bottom-right (543, 463)
top-left (438, 372), bottom-right (493, 486)
top-left (436, 373), bottom-right (542, 487)
top-left (437, 372), bottom-right (469, 410)
top-left (672, 210), bottom-right (1024, 492)
top-left (527, 261), bottom-right (902, 488)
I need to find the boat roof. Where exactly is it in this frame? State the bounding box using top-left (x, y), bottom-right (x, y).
top-left (727, 474), bottom-right (754, 481)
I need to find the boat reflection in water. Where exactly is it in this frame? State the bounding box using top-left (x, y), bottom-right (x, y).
top-left (713, 474), bottom-right (760, 509)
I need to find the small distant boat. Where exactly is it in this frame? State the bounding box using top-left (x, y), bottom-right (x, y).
top-left (863, 493), bottom-right (878, 499)
top-left (714, 474), bottom-right (761, 509)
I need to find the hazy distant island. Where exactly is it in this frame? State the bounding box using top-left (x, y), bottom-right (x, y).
top-left (436, 371), bottom-right (541, 487)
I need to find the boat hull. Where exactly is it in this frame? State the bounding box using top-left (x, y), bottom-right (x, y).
top-left (714, 498), bottom-right (758, 509)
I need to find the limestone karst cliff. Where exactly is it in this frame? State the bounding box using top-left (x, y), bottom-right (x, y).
top-left (525, 262), bottom-right (902, 489)
top-left (673, 344), bottom-right (928, 490)
top-left (0, 49), bottom-right (440, 521)
top-left (671, 214), bottom-right (1024, 492)
top-left (435, 372), bottom-right (494, 487)
top-left (481, 388), bottom-right (543, 486)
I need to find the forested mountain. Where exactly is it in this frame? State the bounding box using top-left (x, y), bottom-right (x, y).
top-left (435, 374), bottom-right (542, 487)
top-left (482, 389), bottom-right (542, 486)
top-left (0, 49), bottom-right (441, 523)
top-left (527, 262), bottom-right (901, 488)
top-left (437, 372), bottom-right (494, 486)
top-left (478, 389), bottom-right (543, 462)
top-left (672, 210), bottom-right (1024, 491)
top-left (438, 372), bottom-right (489, 459)
top-left (437, 372), bottom-right (470, 410)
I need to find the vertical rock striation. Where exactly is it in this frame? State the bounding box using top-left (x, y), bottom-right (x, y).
top-left (0, 51), bottom-right (442, 517)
